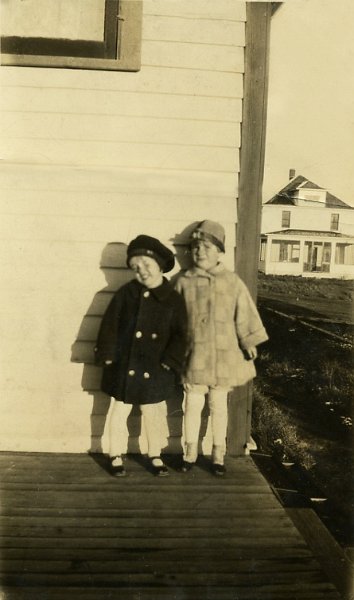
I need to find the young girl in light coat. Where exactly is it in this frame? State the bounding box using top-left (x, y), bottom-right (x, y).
top-left (175, 220), bottom-right (268, 475)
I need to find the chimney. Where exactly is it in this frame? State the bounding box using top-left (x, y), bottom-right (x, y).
top-left (289, 169), bottom-right (296, 180)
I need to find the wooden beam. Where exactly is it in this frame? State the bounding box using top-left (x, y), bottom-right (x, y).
top-left (286, 508), bottom-right (352, 598)
top-left (228, 2), bottom-right (271, 456)
top-left (236, 1), bottom-right (271, 294)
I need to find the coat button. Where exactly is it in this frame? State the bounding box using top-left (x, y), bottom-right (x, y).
top-left (201, 317), bottom-right (208, 324)
top-left (135, 331), bottom-right (142, 338)
top-left (143, 291), bottom-right (150, 298)
top-left (151, 333), bottom-right (157, 339)
top-left (143, 372), bottom-right (150, 379)
top-left (128, 370), bottom-right (135, 376)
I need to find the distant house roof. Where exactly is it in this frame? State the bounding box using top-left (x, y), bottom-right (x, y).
top-left (266, 175), bottom-right (353, 209)
top-left (262, 229), bottom-right (354, 239)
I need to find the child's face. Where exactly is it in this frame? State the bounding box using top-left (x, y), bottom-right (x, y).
top-left (129, 255), bottom-right (163, 289)
top-left (191, 239), bottom-right (220, 271)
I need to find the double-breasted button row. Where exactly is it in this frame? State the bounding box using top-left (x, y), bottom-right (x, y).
top-left (128, 369), bottom-right (150, 379)
top-left (134, 331), bottom-right (158, 339)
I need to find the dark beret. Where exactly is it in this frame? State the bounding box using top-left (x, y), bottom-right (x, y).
top-left (127, 235), bottom-right (175, 273)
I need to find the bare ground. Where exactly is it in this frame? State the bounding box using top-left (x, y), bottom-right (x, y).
top-left (254, 274), bottom-right (354, 549)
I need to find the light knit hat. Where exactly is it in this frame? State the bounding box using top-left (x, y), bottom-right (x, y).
top-left (190, 220), bottom-right (225, 253)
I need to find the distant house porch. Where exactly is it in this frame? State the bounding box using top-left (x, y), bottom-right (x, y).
top-left (259, 229), bottom-right (354, 279)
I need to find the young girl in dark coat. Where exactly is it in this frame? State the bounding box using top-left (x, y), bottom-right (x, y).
top-left (95, 235), bottom-right (187, 477)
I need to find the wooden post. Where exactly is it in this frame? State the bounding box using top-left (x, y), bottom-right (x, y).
top-left (227, 2), bottom-right (272, 456)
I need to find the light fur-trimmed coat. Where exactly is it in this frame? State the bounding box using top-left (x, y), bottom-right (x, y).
top-left (175, 263), bottom-right (268, 388)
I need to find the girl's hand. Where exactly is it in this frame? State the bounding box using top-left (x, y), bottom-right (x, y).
top-left (246, 347), bottom-right (257, 360)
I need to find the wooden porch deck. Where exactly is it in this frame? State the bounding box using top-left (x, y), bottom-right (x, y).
top-left (0, 452), bottom-right (347, 600)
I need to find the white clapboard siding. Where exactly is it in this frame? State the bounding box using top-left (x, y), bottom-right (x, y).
top-left (143, 15), bottom-right (245, 46)
top-left (143, 0), bottom-right (246, 21)
top-left (3, 139), bottom-right (239, 172)
top-left (1, 113), bottom-right (240, 148)
top-left (0, 164), bottom-right (238, 199)
top-left (143, 41), bottom-right (244, 72)
top-left (0, 188), bottom-right (239, 221)
top-left (0, 0), bottom-right (246, 452)
top-left (0, 214), bottom-right (237, 263)
top-left (0, 88), bottom-right (242, 121)
top-left (0, 207), bottom-right (238, 250)
top-left (0, 66), bottom-right (243, 97)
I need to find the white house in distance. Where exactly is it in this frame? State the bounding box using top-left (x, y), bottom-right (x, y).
top-left (260, 171), bottom-right (354, 278)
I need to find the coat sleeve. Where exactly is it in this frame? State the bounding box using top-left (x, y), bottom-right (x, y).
top-left (234, 278), bottom-right (268, 350)
top-left (161, 292), bottom-right (188, 375)
top-left (94, 290), bottom-right (124, 365)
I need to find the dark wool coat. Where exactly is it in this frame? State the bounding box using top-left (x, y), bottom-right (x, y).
top-left (94, 278), bottom-right (188, 404)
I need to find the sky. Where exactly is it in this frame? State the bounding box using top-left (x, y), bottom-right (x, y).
top-left (262, 0), bottom-right (354, 206)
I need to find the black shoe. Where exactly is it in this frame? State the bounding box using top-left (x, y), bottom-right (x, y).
top-left (211, 463), bottom-right (226, 476)
top-left (150, 457), bottom-right (169, 477)
top-left (110, 456), bottom-right (126, 477)
top-left (179, 460), bottom-right (194, 473)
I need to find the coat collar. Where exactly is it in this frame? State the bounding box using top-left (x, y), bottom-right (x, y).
top-left (130, 277), bottom-right (173, 301)
top-left (184, 262), bottom-right (226, 279)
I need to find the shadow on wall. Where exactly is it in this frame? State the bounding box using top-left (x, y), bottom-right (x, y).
top-left (71, 242), bottom-right (132, 453)
top-left (70, 232), bottom-right (198, 455)
top-left (170, 221), bottom-right (198, 274)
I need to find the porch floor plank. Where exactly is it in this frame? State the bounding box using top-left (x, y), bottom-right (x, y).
top-left (0, 452), bottom-right (343, 599)
top-left (0, 585), bottom-right (341, 600)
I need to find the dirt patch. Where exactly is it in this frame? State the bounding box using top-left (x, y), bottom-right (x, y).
top-left (254, 274), bottom-right (354, 548)
top-left (258, 272), bottom-right (354, 323)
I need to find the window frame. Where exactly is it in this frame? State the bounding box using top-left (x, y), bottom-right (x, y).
top-left (259, 239), bottom-right (267, 261)
top-left (0, 0), bottom-right (142, 72)
top-left (335, 242), bottom-right (354, 265)
top-left (281, 210), bottom-right (291, 228)
top-left (330, 213), bottom-right (339, 231)
top-left (270, 239), bottom-right (300, 263)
